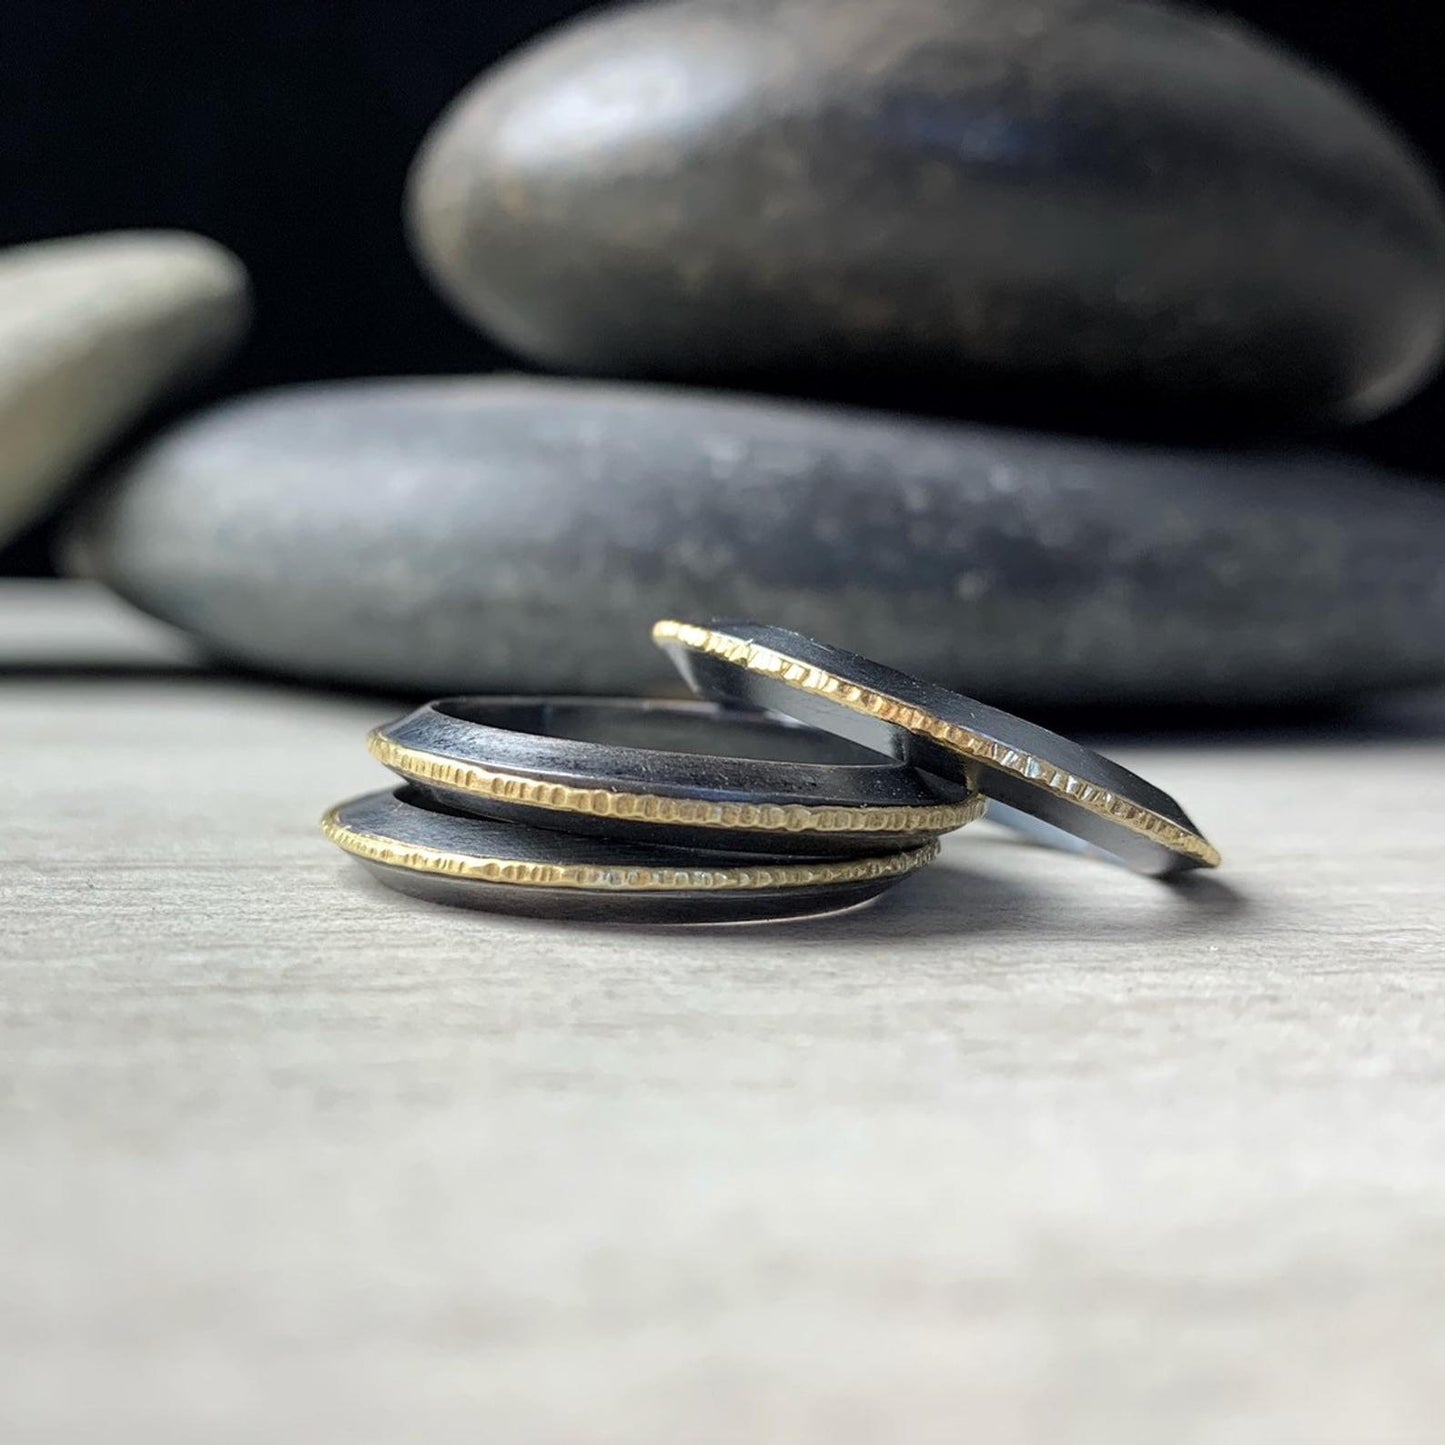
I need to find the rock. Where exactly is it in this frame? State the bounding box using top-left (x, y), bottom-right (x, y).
top-left (408, 0), bottom-right (1445, 428)
top-left (0, 232), bottom-right (250, 547)
top-left (65, 377), bottom-right (1445, 708)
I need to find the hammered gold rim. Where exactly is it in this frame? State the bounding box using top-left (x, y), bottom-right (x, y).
top-left (368, 730), bottom-right (985, 837)
top-left (652, 620), bottom-right (1221, 869)
top-left (321, 807), bottom-right (941, 893)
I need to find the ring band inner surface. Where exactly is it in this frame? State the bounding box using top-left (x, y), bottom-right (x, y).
top-left (432, 698), bottom-right (895, 769)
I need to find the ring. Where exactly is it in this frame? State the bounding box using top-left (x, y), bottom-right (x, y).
top-left (653, 620), bottom-right (1220, 876)
top-left (323, 787), bottom-right (942, 922)
top-left (368, 696), bottom-right (984, 856)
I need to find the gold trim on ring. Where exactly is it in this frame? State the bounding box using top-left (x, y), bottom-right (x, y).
top-left (367, 730), bottom-right (985, 837)
top-left (322, 807), bottom-right (941, 893)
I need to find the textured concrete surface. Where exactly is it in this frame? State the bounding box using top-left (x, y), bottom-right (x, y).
top-left (3, 581), bottom-right (1445, 1443)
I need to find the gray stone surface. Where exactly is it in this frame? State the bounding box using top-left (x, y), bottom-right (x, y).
top-left (0, 231), bottom-right (250, 548)
top-left (4, 581), bottom-right (1445, 1444)
top-left (67, 376), bottom-right (1445, 707)
top-left (408, 0), bottom-right (1445, 426)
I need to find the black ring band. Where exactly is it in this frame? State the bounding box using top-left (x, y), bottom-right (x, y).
top-left (653, 621), bottom-right (1219, 876)
top-left (368, 696), bottom-right (983, 856)
top-left (323, 786), bottom-right (941, 923)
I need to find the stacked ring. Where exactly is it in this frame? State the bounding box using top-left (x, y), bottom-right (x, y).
top-left (367, 697), bottom-right (983, 856)
top-left (652, 619), bottom-right (1220, 876)
top-left (323, 788), bottom-right (944, 924)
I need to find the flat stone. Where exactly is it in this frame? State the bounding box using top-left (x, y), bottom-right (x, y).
top-left (408, 0), bottom-right (1445, 427)
top-left (0, 232), bottom-right (250, 547)
top-left (65, 377), bottom-right (1445, 708)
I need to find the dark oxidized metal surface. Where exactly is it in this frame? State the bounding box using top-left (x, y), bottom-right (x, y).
top-left (654, 621), bottom-right (1220, 877)
top-left (322, 786), bottom-right (941, 923)
top-left (369, 696), bottom-right (982, 856)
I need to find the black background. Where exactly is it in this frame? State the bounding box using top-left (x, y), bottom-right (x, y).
top-left (3, 0), bottom-right (1444, 574)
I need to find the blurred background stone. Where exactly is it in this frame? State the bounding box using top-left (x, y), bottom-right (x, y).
top-left (408, 0), bottom-right (1445, 430)
top-left (66, 378), bottom-right (1445, 708)
top-left (6, 0), bottom-right (1445, 585)
top-left (0, 232), bottom-right (249, 549)
top-left (8, 2), bottom-right (1445, 580)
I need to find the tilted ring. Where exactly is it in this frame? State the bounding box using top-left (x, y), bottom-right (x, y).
top-left (368, 696), bottom-right (984, 856)
top-left (323, 787), bottom-right (942, 923)
top-left (653, 620), bottom-right (1220, 876)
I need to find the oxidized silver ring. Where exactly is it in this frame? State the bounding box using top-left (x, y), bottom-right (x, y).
top-left (323, 786), bottom-right (943, 923)
top-left (653, 620), bottom-right (1220, 875)
top-left (368, 696), bottom-right (985, 856)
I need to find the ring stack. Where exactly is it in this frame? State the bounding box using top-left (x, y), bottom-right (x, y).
top-left (323, 618), bottom-right (1220, 921)
top-left (323, 692), bottom-right (984, 922)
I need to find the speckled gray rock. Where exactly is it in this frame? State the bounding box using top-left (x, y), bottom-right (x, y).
top-left (66, 377), bottom-right (1445, 706)
top-left (409, 0), bottom-right (1445, 426)
top-left (0, 232), bottom-right (250, 547)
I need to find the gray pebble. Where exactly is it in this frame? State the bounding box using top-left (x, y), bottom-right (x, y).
top-left (409, 0), bottom-right (1445, 425)
top-left (0, 232), bottom-right (250, 547)
top-left (66, 377), bottom-right (1445, 708)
